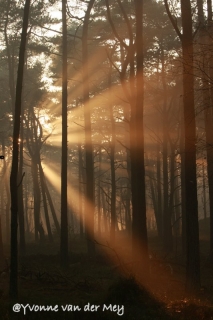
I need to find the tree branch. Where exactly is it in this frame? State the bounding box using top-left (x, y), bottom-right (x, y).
top-left (164, 0), bottom-right (182, 40)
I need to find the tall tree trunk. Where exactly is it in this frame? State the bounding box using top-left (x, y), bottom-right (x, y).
top-left (197, 0), bottom-right (204, 24)
top-left (174, 157), bottom-right (181, 239)
top-left (24, 175), bottom-right (30, 236)
top-left (203, 16), bottom-right (213, 264)
top-left (164, 0), bottom-right (200, 293)
top-left (149, 167), bottom-right (162, 239)
top-left (31, 158), bottom-right (41, 242)
top-left (82, 0), bottom-right (96, 256)
top-left (180, 107), bottom-right (186, 254)
top-left (39, 162), bottom-right (53, 243)
top-left (60, 0), bottom-right (68, 267)
top-left (198, 0), bottom-right (213, 264)
top-left (43, 175), bottom-right (60, 235)
top-left (97, 146), bottom-right (102, 236)
top-left (206, 0), bottom-right (213, 263)
top-left (161, 48), bottom-right (171, 251)
top-left (202, 162), bottom-right (207, 220)
top-left (156, 143), bottom-right (163, 238)
top-left (168, 144), bottom-right (176, 249)
top-left (78, 142), bottom-right (84, 238)
top-left (131, 0), bottom-right (149, 276)
top-left (5, 167), bottom-right (10, 245)
top-left (0, 141), bottom-right (4, 263)
top-left (1, 136), bottom-right (10, 244)
top-left (18, 119), bottom-right (26, 256)
top-left (101, 189), bottom-right (108, 234)
top-left (108, 63), bottom-right (116, 243)
top-left (9, 0), bottom-right (30, 300)
top-left (0, 215), bottom-right (4, 267)
top-left (181, 0), bottom-right (200, 292)
top-left (4, 0), bottom-right (15, 112)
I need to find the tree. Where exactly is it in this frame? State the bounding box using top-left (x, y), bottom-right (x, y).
top-left (60, 0), bottom-right (69, 267)
top-left (10, 0), bottom-right (31, 300)
top-left (82, 0), bottom-right (96, 256)
top-left (196, 0), bottom-right (213, 264)
top-left (164, 0), bottom-right (200, 292)
top-left (104, 0), bottom-right (149, 274)
top-left (206, 0), bottom-right (213, 266)
top-left (131, 0), bottom-right (149, 276)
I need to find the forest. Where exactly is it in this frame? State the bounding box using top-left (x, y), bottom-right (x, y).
top-left (1, 0), bottom-right (213, 319)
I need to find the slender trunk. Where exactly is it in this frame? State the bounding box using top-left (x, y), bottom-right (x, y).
top-left (60, 0), bottom-right (68, 267)
top-left (131, 0), bottom-right (149, 275)
top-left (206, 0), bottom-right (213, 263)
top-left (161, 48), bottom-right (171, 251)
top-left (18, 119), bottom-right (26, 255)
top-left (0, 215), bottom-right (4, 262)
top-left (9, 0), bottom-right (30, 300)
top-left (149, 171), bottom-right (160, 233)
top-left (181, 0), bottom-right (200, 292)
top-left (203, 78), bottom-right (213, 261)
top-left (125, 188), bottom-right (131, 235)
top-left (164, 0), bottom-right (200, 291)
top-left (5, 168), bottom-right (10, 245)
top-left (180, 106), bottom-right (186, 254)
top-left (97, 147), bottom-right (102, 236)
top-left (4, 0), bottom-right (15, 111)
top-left (197, 0), bottom-right (204, 24)
top-left (108, 64), bottom-right (116, 243)
top-left (202, 162), bottom-right (207, 220)
top-left (101, 190), bottom-right (108, 234)
top-left (174, 157), bottom-right (181, 238)
top-left (39, 162), bottom-right (53, 242)
top-left (43, 176), bottom-right (60, 235)
top-left (198, 0), bottom-right (213, 263)
top-left (0, 142), bottom-right (4, 261)
top-left (156, 143), bottom-right (163, 238)
top-left (31, 159), bottom-right (41, 242)
top-left (168, 147), bottom-right (175, 250)
top-left (1, 136), bottom-right (10, 244)
top-left (78, 142), bottom-right (84, 238)
top-left (82, 0), bottom-right (96, 256)
top-left (24, 175), bottom-right (30, 236)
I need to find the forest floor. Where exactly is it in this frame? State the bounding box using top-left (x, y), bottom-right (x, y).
top-left (0, 231), bottom-right (213, 319)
